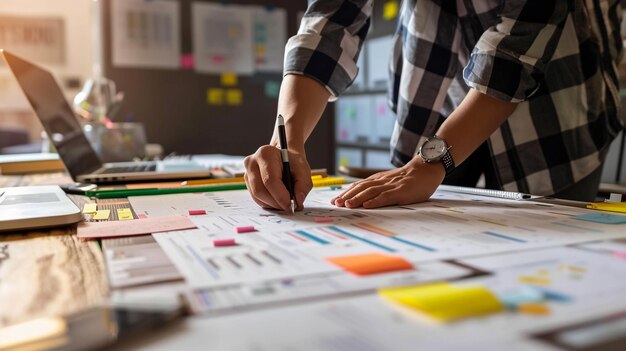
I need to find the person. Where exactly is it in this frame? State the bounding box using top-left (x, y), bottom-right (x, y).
top-left (244, 0), bottom-right (624, 211)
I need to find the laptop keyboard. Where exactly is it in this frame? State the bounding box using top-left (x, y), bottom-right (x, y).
top-left (101, 164), bottom-right (157, 174)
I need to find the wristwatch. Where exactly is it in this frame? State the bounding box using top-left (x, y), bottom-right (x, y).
top-left (418, 135), bottom-right (456, 176)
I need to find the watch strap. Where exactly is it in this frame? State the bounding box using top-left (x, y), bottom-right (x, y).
top-left (441, 148), bottom-right (456, 176)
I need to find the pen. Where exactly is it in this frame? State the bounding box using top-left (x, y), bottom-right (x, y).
top-left (277, 114), bottom-right (295, 213)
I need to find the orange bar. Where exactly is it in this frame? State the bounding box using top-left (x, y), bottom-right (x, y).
top-left (352, 222), bottom-right (397, 237)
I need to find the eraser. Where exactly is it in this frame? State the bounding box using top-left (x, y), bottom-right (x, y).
top-left (213, 238), bottom-right (237, 247)
top-left (236, 226), bottom-right (256, 233)
top-left (188, 210), bottom-right (207, 216)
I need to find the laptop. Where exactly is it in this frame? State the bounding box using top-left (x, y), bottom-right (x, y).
top-left (1, 50), bottom-right (211, 184)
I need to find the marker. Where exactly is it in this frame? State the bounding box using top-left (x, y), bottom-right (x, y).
top-left (277, 114), bottom-right (295, 214)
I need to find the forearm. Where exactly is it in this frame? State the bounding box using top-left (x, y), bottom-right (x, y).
top-left (270, 74), bottom-right (331, 152)
top-left (436, 89), bottom-right (517, 166)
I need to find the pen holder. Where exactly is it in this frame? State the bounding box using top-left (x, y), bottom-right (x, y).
top-left (83, 122), bottom-right (147, 162)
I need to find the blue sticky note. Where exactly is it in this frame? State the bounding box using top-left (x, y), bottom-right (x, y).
top-left (498, 286), bottom-right (544, 309)
top-left (574, 212), bottom-right (626, 224)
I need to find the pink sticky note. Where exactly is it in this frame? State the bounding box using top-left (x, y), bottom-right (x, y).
top-left (614, 251), bottom-right (626, 260)
top-left (137, 214), bottom-right (148, 219)
top-left (236, 226), bottom-right (256, 233)
top-left (189, 210), bottom-right (207, 216)
top-left (77, 215), bottom-right (197, 239)
top-left (314, 216), bottom-right (334, 223)
top-left (211, 55), bottom-right (225, 64)
top-left (180, 54), bottom-right (195, 69)
top-left (214, 238), bottom-right (237, 247)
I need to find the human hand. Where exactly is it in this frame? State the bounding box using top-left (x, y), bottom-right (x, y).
top-left (331, 157), bottom-right (446, 209)
top-left (244, 145), bottom-right (313, 211)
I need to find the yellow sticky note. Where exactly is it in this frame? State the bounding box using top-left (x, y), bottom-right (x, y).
top-left (518, 275), bottom-right (551, 286)
top-left (379, 282), bottom-right (503, 322)
top-left (226, 89), bottom-right (242, 106)
top-left (221, 73), bottom-right (238, 87)
top-left (383, 0), bottom-right (399, 20)
top-left (82, 203), bottom-right (97, 214)
top-left (587, 202), bottom-right (626, 213)
top-left (255, 44), bottom-right (267, 56)
top-left (93, 210), bottom-right (111, 220)
top-left (117, 208), bottom-right (134, 221)
top-left (207, 88), bottom-right (224, 105)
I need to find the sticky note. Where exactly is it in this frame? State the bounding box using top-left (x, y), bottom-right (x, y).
top-left (93, 210), bottom-right (111, 220)
top-left (226, 89), bottom-right (242, 106)
top-left (214, 238), bottom-right (237, 247)
top-left (498, 286), bottom-right (545, 309)
top-left (330, 185), bottom-right (343, 190)
top-left (82, 203), bottom-right (97, 214)
top-left (264, 80), bottom-right (280, 98)
top-left (574, 212), bottom-right (626, 224)
top-left (613, 251), bottom-right (626, 260)
top-left (117, 208), bottom-right (134, 221)
top-left (383, 0), bottom-right (399, 20)
top-left (207, 88), bottom-right (224, 105)
top-left (137, 214), bottom-right (148, 219)
top-left (180, 54), bottom-right (194, 69)
top-left (188, 210), bottom-right (206, 216)
top-left (518, 275), bottom-right (551, 286)
top-left (235, 226), bottom-right (255, 233)
top-left (517, 303), bottom-right (551, 316)
top-left (379, 283), bottom-right (504, 322)
top-left (77, 215), bottom-right (197, 239)
top-left (221, 73), bottom-right (238, 86)
top-left (314, 216), bottom-right (334, 223)
top-left (326, 253), bottom-right (413, 276)
top-left (586, 202), bottom-right (626, 214)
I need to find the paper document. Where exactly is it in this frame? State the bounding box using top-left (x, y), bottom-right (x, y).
top-left (130, 187), bottom-right (626, 289)
top-left (252, 6), bottom-right (287, 72)
top-left (192, 3), bottom-right (254, 74)
top-left (111, 0), bottom-right (181, 69)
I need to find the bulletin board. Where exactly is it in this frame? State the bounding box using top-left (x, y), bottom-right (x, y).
top-left (101, 0), bottom-right (336, 171)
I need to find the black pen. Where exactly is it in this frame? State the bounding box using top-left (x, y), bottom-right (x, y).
top-left (277, 114), bottom-right (295, 213)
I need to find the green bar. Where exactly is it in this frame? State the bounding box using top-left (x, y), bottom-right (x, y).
top-left (86, 183), bottom-right (248, 199)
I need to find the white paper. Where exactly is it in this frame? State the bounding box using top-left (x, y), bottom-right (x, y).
top-left (111, 0), bottom-right (181, 69)
top-left (366, 35), bottom-right (393, 89)
top-left (252, 7), bottom-right (287, 72)
top-left (192, 2), bottom-right (254, 74)
top-left (130, 187), bottom-right (626, 289)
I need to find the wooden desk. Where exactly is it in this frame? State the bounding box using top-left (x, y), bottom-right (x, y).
top-left (0, 173), bottom-right (108, 327)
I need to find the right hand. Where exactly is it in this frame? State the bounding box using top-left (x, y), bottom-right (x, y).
top-left (244, 145), bottom-right (313, 211)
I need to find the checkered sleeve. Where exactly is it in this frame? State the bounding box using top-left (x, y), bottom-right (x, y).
top-left (284, 0), bottom-right (372, 100)
top-left (463, 1), bottom-right (570, 102)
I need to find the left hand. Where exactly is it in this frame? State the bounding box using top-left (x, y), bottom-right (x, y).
top-left (331, 157), bottom-right (446, 209)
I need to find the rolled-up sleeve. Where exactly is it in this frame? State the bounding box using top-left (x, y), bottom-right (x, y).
top-left (463, 0), bottom-right (570, 102)
top-left (284, 0), bottom-right (372, 100)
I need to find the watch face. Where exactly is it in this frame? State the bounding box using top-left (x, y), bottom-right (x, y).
top-left (420, 138), bottom-right (447, 161)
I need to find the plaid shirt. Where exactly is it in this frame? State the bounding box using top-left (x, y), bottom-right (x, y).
top-left (285, 0), bottom-right (624, 196)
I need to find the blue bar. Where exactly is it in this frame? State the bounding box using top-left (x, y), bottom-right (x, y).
top-left (295, 230), bottom-right (330, 245)
top-left (482, 231), bottom-right (527, 243)
top-left (389, 236), bottom-right (436, 252)
top-left (328, 226), bottom-right (396, 252)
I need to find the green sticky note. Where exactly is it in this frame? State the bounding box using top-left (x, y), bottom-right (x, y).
top-left (265, 81), bottom-right (280, 98)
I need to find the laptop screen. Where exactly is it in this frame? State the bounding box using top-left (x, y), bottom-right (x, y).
top-left (1, 50), bottom-right (102, 179)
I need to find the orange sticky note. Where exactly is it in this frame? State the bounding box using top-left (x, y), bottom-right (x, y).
top-left (326, 253), bottom-right (413, 276)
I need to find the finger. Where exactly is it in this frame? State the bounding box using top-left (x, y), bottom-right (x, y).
top-left (293, 176), bottom-right (312, 211)
top-left (343, 184), bottom-right (395, 208)
top-left (363, 188), bottom-right (405, 209)
top-left (244, 162), bottom-right (282, 210)
top-left (332, 178), bottom-right (388, 207)
top-left (258, 162), bottom-right (292, 212)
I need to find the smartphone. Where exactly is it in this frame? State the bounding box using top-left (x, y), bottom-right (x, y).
top-left (0, 304), bottom-right (185, 350)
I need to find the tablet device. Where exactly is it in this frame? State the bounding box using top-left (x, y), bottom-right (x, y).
top-left (0, 186), bottom-right (82, 232)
